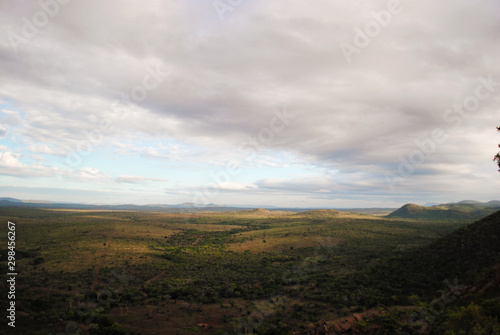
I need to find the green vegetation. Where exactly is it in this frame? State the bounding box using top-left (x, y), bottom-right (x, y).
top-left (0, 207), bottom-right (498, 334)
top-left (387, 201), bottom-right (500, 221)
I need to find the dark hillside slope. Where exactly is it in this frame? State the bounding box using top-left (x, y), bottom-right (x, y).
top-left (371, 210), bottom-right (500, 296)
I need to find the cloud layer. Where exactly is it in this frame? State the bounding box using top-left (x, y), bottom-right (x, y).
top-left (0, 0), bottom-right (499, 206)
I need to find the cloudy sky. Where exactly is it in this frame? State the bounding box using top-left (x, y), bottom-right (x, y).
top-left (0, 0), bottom-right (499, 208)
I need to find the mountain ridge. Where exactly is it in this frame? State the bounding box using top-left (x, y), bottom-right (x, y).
top-left (387, 201), bottom-right (500, 220)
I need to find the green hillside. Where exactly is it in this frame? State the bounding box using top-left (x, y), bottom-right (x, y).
top-left (351, 210), bottom-right (500, 334)
top-left (374, 210), bottom-right (500, 295)
top-left (387, 202), bottom-right (500, 221)
top-left (302, 211), bottom-right (500, 334)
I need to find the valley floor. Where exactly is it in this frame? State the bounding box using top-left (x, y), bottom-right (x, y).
top-left (0, 207), bottom-right (499, 334)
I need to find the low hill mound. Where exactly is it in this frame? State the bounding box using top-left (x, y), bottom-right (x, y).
top-left (387, 203), bottom-right (425, 217)
top-left (300, 209), bottom-right (341, 217)
top-left (236, 208), bottom-right (271, 214)
top-left (252, 208), bottom-right (271, 213)
top-left (237, 208), bottom-right (276, 215)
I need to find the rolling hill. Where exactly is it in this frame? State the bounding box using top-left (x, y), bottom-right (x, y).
top-left (387, 201), bottom-right (500, 220)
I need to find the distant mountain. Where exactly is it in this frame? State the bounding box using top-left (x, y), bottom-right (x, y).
top-left (0, 197), bottom-right (23, 202)
top-left (484, 200), bottom-right (500, 207)
top-left (2, 197), bottom-right (498, 217)
top-left (387, 201), bottom-right (500, 220)
top-left (24, 199), bottom-right (54, 204)
top-left (0, 199), bottom-right (253, 213)
top-left (446, 200), bottom-right (500, 208)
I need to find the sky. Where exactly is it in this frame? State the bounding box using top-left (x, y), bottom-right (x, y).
top-left (0, 0), bottom-right (499, 208)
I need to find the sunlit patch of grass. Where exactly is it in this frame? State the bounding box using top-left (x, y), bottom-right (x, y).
top-left (227, 234), bottom-right (340, 252)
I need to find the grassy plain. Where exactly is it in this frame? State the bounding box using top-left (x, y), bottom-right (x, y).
top-left (0, 207), bottom-right (487, 334)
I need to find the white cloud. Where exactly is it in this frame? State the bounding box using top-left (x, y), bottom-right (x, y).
top-left (0, 150), bottom-right (56, 178)
top-left (0, 151), bottom-right (23, 168)
top-left (217, 182), bottom-right (257, 191)
top-left (115, 175), bottom-right (167, 184)
top-left (0, 0), bottom-right (499, 205)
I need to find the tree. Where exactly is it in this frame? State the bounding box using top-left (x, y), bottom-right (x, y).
top-left (495, 127), bottom-right (500, 171)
